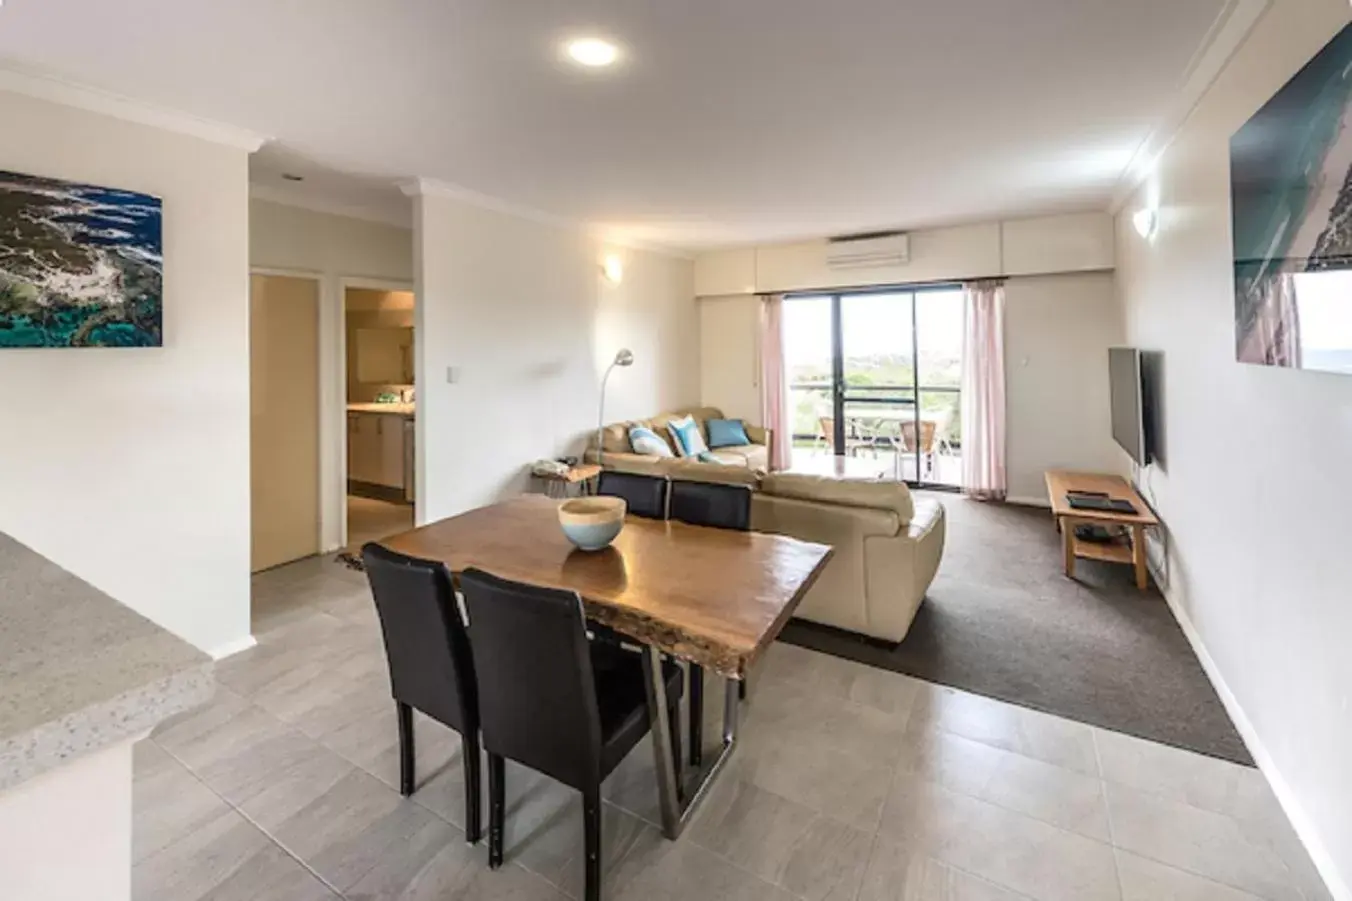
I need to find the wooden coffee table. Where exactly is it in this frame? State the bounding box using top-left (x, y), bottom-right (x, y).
top-left (1045, 470), bottom-right (1159, 590)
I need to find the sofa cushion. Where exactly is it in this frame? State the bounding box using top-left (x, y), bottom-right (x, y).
top-left (760, 472), bottom-right (914, 523)
top-left (648, 407), bottom-right (723, 442)
top-left (709, 444), bottom-right (769, 472)
top-left (707, 418), bottom-right (751, 448)
top-left (628, 426), bottom-right (674, 457)
top-left (668, 459), bottom-right (763, 487)
top-left (666, 415), bottom-right (709, 457)
top-left (600, 422), bottom-right (632, 453)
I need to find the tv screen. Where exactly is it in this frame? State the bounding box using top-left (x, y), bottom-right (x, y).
top-left (1109, 347), bottom-right (1147, 466)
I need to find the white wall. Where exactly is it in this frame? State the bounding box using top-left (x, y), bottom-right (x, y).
top-left (1005, 273), bottom-right (1123, 502)
top-left (250, 198), bottom-right (412, 282)
top-left (412, 192), bottom-right (698, 521)
top-left (1115, 1), bottom-right (1352, 896)
top-left (0, 91), bottom-right (251, 655)
top-left (249, 198), bottom-right (414, 551)
top-left (699, 295), bottom-right (763, 424)
top-left (693, 212), bottom-right (1115, 297)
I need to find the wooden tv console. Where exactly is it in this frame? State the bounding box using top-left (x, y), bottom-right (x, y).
top-left (1044, 470), bottom-right (1159, 591)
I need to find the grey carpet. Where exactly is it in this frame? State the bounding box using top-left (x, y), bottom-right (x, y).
top-left (778, 491), bottom-right (1251, 765)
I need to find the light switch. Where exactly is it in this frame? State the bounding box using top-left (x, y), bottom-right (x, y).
top-left (445, 366), bottom-right (459, 384)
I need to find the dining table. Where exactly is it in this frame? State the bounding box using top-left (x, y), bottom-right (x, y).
top-left (375, 494), bottom-right (834, 839)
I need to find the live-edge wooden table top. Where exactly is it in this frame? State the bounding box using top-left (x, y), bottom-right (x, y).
top-left (378, 495), bottom-right (833, 679)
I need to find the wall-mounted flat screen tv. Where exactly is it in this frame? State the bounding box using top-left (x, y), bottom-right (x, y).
top-left (1109, 347), bottom-right (1148, 466)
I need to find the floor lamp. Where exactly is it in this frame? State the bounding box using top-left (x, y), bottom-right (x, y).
top-left (596, 349), bottom-right (634, 464)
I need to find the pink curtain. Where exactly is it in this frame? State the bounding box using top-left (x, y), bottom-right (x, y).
top-left (759, 294), bottom-right (792, 471)
top-left (961, 280), bottom-right (1007, 501)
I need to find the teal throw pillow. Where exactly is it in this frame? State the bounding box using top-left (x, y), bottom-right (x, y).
top-left (665, 415), bottom-right (708, 457)
top-left (628, 426), bottom-right (674, 458)
top-left (706, 418), bottom-right (751, 448)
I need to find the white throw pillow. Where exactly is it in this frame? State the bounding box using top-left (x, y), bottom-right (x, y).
top-left (628, 426), bottom-right (674, 458)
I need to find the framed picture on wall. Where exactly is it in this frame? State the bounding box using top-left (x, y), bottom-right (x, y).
top-left (0, 170), bottom-right (163, 348)
top-left (1231, 23), bottom-right (1352, 374)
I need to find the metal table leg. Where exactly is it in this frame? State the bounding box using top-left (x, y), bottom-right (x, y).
top-left (641, 646), bottom-right (739, 839)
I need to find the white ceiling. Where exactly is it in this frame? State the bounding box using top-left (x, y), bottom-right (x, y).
top-left (0, 0), bottom-right (1232, 250)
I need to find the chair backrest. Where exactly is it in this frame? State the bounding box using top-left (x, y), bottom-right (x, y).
top-left (458, 568), bottom-right (603, 788)
top-left (669, 480), bottom-right (752, 531)
top-left (900, 420), bottom-right (937, 453)
top-left (361, 543), bottom-right (478, 734)
top-left (597, 471), bottom-right (669, 519)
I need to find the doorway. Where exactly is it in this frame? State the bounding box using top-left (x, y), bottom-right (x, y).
top-left (343, 285), bottom-right (416, 547)
top-left (250, 273), bottom-right (321, 572)
top-left (783, 287), bottom-right (964, 487)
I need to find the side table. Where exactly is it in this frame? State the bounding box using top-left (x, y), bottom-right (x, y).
top-left (535, 463), bottom-right (602, 498)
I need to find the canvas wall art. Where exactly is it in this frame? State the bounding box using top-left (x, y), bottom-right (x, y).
top-left (0, 170), bottom-right (162, 348)
top-left (1232, 22), bottom-right (1352, 374)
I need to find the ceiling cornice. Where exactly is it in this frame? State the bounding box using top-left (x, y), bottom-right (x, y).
top-left (0, 64), bottom-right (269, 151)
top-left (1108, 0), bottom-right (1272, 212)
top-left (402, 177), bottom-right (693, 259)
top-left (249, 183), bottom-right (411, 229)
top-left (401, 177), bottom-right (575, 229)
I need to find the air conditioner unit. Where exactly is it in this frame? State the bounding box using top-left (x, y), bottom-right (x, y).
top-left (826, 231), bottom-right (910, 269)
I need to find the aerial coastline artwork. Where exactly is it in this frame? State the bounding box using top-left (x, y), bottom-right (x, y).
top-left (0, 170), bottom-right (163, 348)
top-left (1232, 23), bottom-right (1352, 373)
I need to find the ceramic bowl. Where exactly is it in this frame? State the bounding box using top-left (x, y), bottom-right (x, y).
top-left (558, 496), bottom-right (627, 551)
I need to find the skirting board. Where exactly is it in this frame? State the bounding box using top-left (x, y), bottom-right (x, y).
top-left (1005, 495), bottom-right (1050, 508)
top-left (1157, 575), bottom-right (1350, 901)
top-left (208, 635), bottom-right (257, 661)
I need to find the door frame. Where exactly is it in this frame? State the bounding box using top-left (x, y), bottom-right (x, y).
top-left (249, 267), bottom-right (326, 568)
top-left (336, 276), bottom-right (416, 550)
top-left (787, 283), bottom-right (963, 489)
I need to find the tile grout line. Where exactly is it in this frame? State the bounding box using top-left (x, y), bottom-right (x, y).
top-left (145, 735), bottom-right (351, 900)
top-left (1093, 728), bottom-right (1128, 901)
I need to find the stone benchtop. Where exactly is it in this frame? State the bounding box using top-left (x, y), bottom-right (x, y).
top-left (0, 532), bottom-right (214, 793)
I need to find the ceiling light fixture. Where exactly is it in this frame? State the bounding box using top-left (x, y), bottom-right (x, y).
top-left (601, 254), bottom-right (624, 284)
top-left (566, 38), bottom-right (620, 68)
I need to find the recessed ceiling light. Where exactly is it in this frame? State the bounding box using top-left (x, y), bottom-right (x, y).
top-left (566, 38), bottom-right (620, 68)
top-left (281, 173), bottom-right (304, 182)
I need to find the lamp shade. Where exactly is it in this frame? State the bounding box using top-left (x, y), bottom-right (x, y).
top-left (613, 349), bottom-right (634, 367)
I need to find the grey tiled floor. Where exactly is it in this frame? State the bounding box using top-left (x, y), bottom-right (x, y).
top-left (134, 556), bottom-right (1333, 901)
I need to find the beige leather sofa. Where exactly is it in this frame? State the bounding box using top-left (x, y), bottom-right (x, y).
top-left (586, 406), bottom-right (771, 474)
top-left (752, 473), bottom-right (945, 642)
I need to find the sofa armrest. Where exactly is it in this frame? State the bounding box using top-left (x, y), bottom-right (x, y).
top-left (743, 424), bottom-right (771, 447)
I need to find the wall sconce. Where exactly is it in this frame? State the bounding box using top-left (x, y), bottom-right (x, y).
top-left (601, 254), bottom-right (624, 284)
top-left (1132, 208), bottom-right (1158, 241)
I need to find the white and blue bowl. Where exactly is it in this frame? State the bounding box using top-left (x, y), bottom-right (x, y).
top-left (558, 496), bottom-right (627, 551)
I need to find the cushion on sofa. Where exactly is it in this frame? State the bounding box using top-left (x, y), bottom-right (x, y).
top-left (707, 419), bottom-right (751, 448)
top-left (629, 426), bottom-right (675, 457)
top-left (666, 415), bottom-right (709, 457)
top-left (668, 459), bottom-right (763, 487)
top-left (707, 445), bottom-right (769, 472)
top-left (760, 472), bottom-right (914, 523)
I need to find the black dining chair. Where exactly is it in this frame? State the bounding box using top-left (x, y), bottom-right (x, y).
top-left (597, 471), bottom-right (670, 520)
top-left (361, 542), bottom-right (483, 844)
top-left (668, 479), bottom-right (753, 764)
top-left (458, 568), bottom-right (684, 901)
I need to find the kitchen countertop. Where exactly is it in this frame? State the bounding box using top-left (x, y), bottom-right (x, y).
top-left (0, 532), bottom-right (214, 793)
top-left (347, 402), bottom-right (416, 417)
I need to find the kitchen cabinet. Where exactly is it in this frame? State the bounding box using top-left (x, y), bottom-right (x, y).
top-left (348, 411), bottom-right (414, 493)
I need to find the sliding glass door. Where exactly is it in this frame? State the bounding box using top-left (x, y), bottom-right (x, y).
top-left (783, 287), bottom-right (964, 488)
